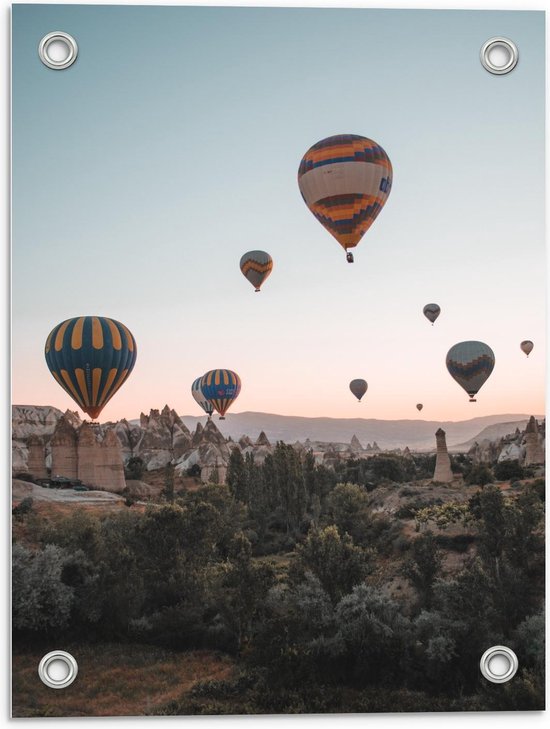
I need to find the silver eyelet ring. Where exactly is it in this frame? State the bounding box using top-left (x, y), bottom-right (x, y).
top-left (38, 32), bottom-right (78, 70)
top-left (480, 646), bottom-right (518, 684)
top-left (480, 37), bottom-right (518, 75)
top-left (38, 651), bottom-right (78, 689)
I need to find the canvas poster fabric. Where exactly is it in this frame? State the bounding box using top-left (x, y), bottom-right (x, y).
top-left (11, 4), bottom-right (545, 717)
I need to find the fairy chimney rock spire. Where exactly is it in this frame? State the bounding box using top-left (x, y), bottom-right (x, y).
top-left (433, 428), bottom-right (453, 483)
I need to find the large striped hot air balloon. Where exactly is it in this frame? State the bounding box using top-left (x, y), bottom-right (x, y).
top-left (200, 369), bottom-right (241, 419)
top-left (446, 341), bottom-right (495, 402)
top-left (240, 250), bottom-right (273, 292)
top-left (298, 134), bottom-right (392, 262)
top-left (349, 379), bottom-right (368, 402)
top-left (423, 303), bottom-right (441, 325)
top-left (191, 376), bottom-right (214, 417)
top-left (45, 316), bottom-right (137, 420)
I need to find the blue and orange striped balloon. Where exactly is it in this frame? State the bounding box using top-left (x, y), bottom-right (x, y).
top-left (298, 134), bottom-right (392, 258)
top-left (45, 316), bottom-right (137, 420)
top-left (200, 369), bottom-right (241, 419)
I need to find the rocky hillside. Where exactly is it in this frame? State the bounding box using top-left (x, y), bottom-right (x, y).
top-left (13, 405), bottom-right (545, 481)
top-left (178, 412), bottom-right (540, 450)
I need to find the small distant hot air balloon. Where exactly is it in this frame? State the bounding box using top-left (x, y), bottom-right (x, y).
top-left (298, 134), bottom-right (392, 263)
top-left (416, 403), bottom-right (423, 412)
top-left (201, 369), bottom-right (241, 420)
top-left (45, 316), bottom-right (137, 420)
top-left (349, 379), bottom-right (368, 402)
top-left (191, 377), bottom-right (214, 417)
top-left (423, 304), bottom-right (440, 325)
top-left (520, 340), bottom-right (534, 357)
top-left (446, 341), bottom-right (495, 402)
top-left (240, 250), bottom-right (273, 292)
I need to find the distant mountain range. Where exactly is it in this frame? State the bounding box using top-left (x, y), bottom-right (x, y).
top-left (173, 411), bottom-right (541, 451)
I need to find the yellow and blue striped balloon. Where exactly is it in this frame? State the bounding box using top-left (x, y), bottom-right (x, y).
top-left (45, 316), bottom-right (137, 420)
top-left (200, 369), bottom-right (241, 419)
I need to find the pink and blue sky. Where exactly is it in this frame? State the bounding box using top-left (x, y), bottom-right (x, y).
top-left (12, 5), bottom-right (545, 422)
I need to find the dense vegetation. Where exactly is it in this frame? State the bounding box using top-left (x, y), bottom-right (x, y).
top-left (13, 445), bottom-right (545, 714)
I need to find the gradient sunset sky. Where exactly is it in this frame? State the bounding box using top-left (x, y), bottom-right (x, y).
top-left (12, 5), bottom-right (545, 423)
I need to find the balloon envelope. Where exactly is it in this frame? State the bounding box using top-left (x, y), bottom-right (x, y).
top-left (45, 316), bottom-right (137, 419)
top-left (349, 379), bottom-right (368, 402)
top-left (191, 377), bottom-right (214, 416)
top-left (446, 341), bottom-right (495, 402)
top-left (423, 303), bottom-right (441, 324)
top-left (416, 403), bottom-right (423, 411)
top-left (240, 250), bottom-right (273, 291)
top-left (520, 340), bottom-right (534, 357)
top-left (201, 369), bottom-right (241, 418)
top-left (298, 134), bottom-right (392, 254)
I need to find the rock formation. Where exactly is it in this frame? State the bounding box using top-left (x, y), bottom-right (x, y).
top-left (76, 424), bottom-right (126, 493)
top-left (255, 431), bottom-right (271, 447)
top-left (350, 435), bottom-right (363, 453)
top-left (26, 435), bottom-right (47, 479)
top-left (433, 428), bottom-right (453, 483)
top-left (50, 416), bottom-right (78, 479)
top-left (524, 416), bottom-right (545, 466)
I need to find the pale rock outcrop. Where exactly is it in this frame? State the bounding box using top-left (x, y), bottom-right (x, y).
top-left (239, 434), bottom-right (253, 449)
top-left (350, 435), bottom-right (363, 453)
top-left (136, 406), bottom-right (192, 470)
top-left (51, 416), bottom-right (78, 479)
top-left (433, 428), bottom-right (453, 483)
top-left (497, 442), bottom-right (523, 463)
top-left (76, 424), bottom-right (126, 492)
top-left (524, 416), bottom-right (545, 466)
top-left (27, 435), bottom-right (47, 479)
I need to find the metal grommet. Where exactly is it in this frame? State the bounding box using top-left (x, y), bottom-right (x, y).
top-left (38, 31), bottom-right (78, 70)
top-left (38, 651), bottom-right (78, 689)
top-left (480, 37), bottom-right (518, 75)
top-left (480, 646), bottom-right (518, 684)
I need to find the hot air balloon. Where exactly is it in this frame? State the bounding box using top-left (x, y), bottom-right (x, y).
top-left (423, 303), bottom-right (440, 325)
top-left (446, 341), bottom-right (495, 402)
top-left (349, 379), bottom-right (368, 402)
top-left (297, 134), bottom-right (392, 263)
top-left (201, 369), bottom-right (241, 420)
top-left (191, 377), bottom-right (214, 417)
top-left (45, 316), bottom-right (137, 420)
top-left (240, 250), bottom-right (273, 292)
top-left (520, 340), bottom-right (534, 357)
top-left (416, 403), bottom-right (423, 412)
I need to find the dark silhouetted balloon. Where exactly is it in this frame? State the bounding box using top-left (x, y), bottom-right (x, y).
top-left (446, 341), bottom-right (495, 402)
top-left (423, 303), bottom-right (440, 325)
top-left (349, 379), bottom-right (368, 402)
top-left (520, 340), bottom-right (534, 357)
top-left (45, 316), bottom-right (137, 420)
top-left (416, 403), bottom-right (423, 411)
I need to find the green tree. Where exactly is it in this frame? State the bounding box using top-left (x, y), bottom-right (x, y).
top-left (494, 460), bottom-right (524, 481)
top-left (290, 525), bottom-right (371, 603)
top-left (12, 544), bottom-right (75, 633)
top-left (227, 447), bottom-right (247, 502)
top-left (215, 532), bottom-right (275, 652)
top-left (125, 456), bottom-right (145, 480)
top-left (325, 482), bottom-right (371, 545)
top-left (162, 463), bottom-right (175, 503)
top-left (402, 532), bottom-right (442, 608)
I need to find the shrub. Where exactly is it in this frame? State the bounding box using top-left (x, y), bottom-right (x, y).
top-left (12, 497), bottom-right (34, 519)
